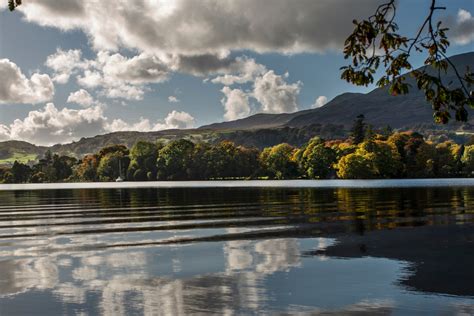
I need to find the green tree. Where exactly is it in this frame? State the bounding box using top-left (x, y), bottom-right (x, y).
top-left (31, 150), bottom-right (56, 182)
top-left (461, 145), bottom-right (474, 176)
top-left (413, 142), bottom-right (438, 177)
top-left (0, 167), bottom-right (14, 183)
top-left (260, 143), bottom-right (298, 179)
top-left (295, 137), bottom-right (337, 179)
top-left (52, 155), bottom-right (77, 181)
top-left (200, 141), bottom-right (259, 179)
top-left (235, 145), bottom-right (260, 179)
top-left (357, 140), bottom-right (402, 178)
top-left (97, 146), bottom-right (130, 181)
top-left (73, 154), bottom-right (99, 182)
top-left (435, 141), bottom-right (457, 177)
top-left (336, 153), bottom-right (374, 179)
top-left (11, 161), bottom-right (31, 183)
top-left (387, 132), bottom-right (425, 177)
top-left (202, 141), bottom-right (240, 179)
top-left (127, 141), bottom-right (159, 181)
top-left (30, 172), bottom-right (47, 183)
top-left (98, 145), bottom-right (129, 159)
top-left (156, 139), bottom-right (195, 180)
top-left (350, 114), bottom-right (366, 145)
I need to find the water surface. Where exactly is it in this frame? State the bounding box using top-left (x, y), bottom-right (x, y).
top-left (0, 182), bottom-right (473, 315)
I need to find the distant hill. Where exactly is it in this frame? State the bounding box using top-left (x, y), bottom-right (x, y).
top-left (0, 141), bottom-right (46, 165)
top-left (201, 52), bottom-right (474, 131)
top-left (48, 129), bottom-right (220, 158)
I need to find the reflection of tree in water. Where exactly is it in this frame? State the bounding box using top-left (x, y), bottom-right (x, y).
top-left (309, 224), bottom-right (474, 298)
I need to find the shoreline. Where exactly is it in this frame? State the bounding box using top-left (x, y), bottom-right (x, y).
top-left (1, 178), bottom-right (474, 191)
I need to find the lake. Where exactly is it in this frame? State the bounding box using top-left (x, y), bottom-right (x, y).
top-left (0, 180), bottom-right (473, 315)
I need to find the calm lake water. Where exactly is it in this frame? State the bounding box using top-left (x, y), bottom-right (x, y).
top-left (0, 180), bottom-right (473, 315)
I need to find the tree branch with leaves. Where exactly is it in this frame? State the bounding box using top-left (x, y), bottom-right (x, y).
top-left (341, 0), bottom-right (474, 124)
top-left (7, 0), bottom-right (21, 11)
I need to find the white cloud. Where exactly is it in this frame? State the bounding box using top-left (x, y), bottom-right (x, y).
top-left (0, 125), bottom-right (10, 141)
top-left (210, 57), bottom-right (267, 85)
top-left (220, 87), bottom-right (251, 121)
top-left (105, 118), bottom-right (153, 133)
top-left (45, 50), bottom-right (170, 100)
top-left (15, 0), bottom-right (383, 55)
top-left (253, 70), bottom-right (301, 114)
top-left (8, 103), bottom-right (107, 146)
top-left (45, 49), bottom-right (83, 84)
top-left (96, 51), bottom-right (169, 84)
top-left (1, 102), bottom-right (196, 145)
top-left (74, 51), bottom-right (170, 100)
top-left (312, 95), bottom-right (328, 108)
top-left (105, 110), bottom-right (195, 132)
top-left (168, 96), bottom-right (179, 103)
top-left (67, 89), bottom-right (95, 107)
top-left (76, 70), bottom-right (102, 88)
top-left (102, 84), bottom-right (146, 101)
top-left (0, 59), bottom-right (54, 104)
top-left (159, 110), bottom-right (195, 129)
top-left (449, 9), bottom-right (474, 45)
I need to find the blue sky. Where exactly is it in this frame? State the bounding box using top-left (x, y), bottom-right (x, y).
top-left (0, 0), bottom-right (472, 145)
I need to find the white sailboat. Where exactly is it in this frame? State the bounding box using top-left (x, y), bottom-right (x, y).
top-left (116, 158), bottom-right (124, 182)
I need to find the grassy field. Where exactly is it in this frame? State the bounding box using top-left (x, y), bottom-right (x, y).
top-left (0, 153), bottom-right (37, 165)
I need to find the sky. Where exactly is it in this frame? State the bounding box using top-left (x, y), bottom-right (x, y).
top-left (0, 0), bottom-right (472, 146)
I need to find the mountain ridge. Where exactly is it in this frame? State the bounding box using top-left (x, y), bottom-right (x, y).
top-left (0, 52), bottom-right (472, 163)
top-left (202, 52), bottom-right (474, 130)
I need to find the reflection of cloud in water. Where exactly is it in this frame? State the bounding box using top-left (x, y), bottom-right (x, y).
top-left (53, 282), bottom-right (88, 305)
top-left (225, 240), bottom-right (254, 271)
top-left (72, 266), bottom-right (98, 281)
top-left (0, 232), bottom-right (306, 315)
top-left (0, 257), bottom-right (59, 296)
top-left (224, 227), bottom-right (302, 274)
top-left (254, 239), bottom-right (300, 274)
top-left (106, 251), bottom-right (147, 268)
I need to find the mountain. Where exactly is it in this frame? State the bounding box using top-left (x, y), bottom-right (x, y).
top-left (201, 52), bottom-right (474, 131)
top-left (0, 52), bottom-right (472, 164)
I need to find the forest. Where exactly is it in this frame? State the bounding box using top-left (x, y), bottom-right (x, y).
top-left (1, 115), bottom-right (474, 184)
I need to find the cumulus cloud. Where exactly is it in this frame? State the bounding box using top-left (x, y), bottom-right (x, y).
top-left (75, 51), bottom-right (170, 100)
top-left (210, 57), bottom-right (267, 85)
top-left (104, 117), bottom-right (153, 133)
top-left (168, 96), bottom-right (179, 103)
top-left (105, 110), bottom-right (195, 132)
top-left (448, 9), bottom-right (474, 45)
top-left (0, 59), bottom-right (54, 104)
top-left (216, 69), bottom-right (302, 119)
top-left (158, 110), bottom-right (195, 129)
top-left (7, 103), bottom-right (107, 146)
top-left (253, 70), bottom-right (301, 114)
top-left (45, 49), bottom-right (268, 100)
top-left (0, 125), bottom-right (10, 141)
top-left (67, 89), bottom-right (95, 107)
top-left (312, 96), bottom-right (328, 108)
top-left (220, 87), bottom-right (251, 121)
top-left (1, 103), bottom-right (195, 145)
top-left (45, 49), bottom-right (83, 84)
top-left (45, 50), bottom-right (171, 100)
top-left (15, 0), bottom-right (383, 55)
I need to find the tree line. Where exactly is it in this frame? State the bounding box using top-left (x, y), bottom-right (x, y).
top-left (1, 118), bottom-right (474, 183)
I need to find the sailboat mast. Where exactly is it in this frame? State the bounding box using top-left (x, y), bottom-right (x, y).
top-left (118, 157), bottom-right (122, 178)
